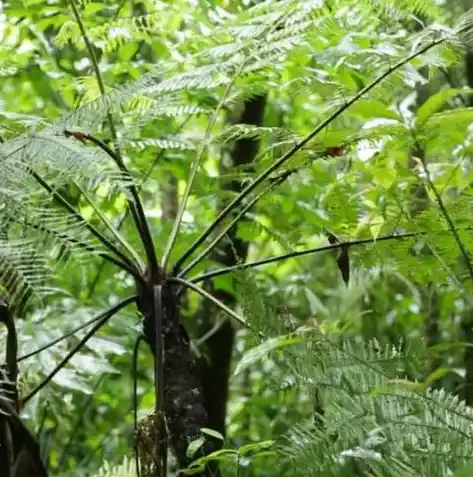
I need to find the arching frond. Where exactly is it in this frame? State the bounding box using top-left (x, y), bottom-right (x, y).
top-left (281, 336), bottom-right (473, 477)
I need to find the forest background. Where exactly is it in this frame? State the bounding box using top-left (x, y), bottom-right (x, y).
top-left (2, 1), bottom-right (473, 476)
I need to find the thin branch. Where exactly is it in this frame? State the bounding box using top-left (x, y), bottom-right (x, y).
top-left (22, 295), bottom-right (137, 404)
top-left (190, 232), bottom-right (420, 284)
top-left (172, 37), bottom-right (446, 273)
top-left (168, 277), bottom-right (260, 334)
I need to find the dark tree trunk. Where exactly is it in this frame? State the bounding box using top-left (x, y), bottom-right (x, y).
top-left (462, 0), bottom-right (473, 405)
top-left (197, 94), bottom-right (267, 437)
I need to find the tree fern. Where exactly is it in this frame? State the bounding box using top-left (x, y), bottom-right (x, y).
top-left (3, 1), bottom-right (473, 476)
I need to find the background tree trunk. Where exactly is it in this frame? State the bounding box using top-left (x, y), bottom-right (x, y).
top-left (197, 95), bottom-right (267, 436)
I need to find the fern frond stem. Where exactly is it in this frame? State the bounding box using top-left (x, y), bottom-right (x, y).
top-left (79, 133), bottom-right (158, 272)
top-left (422, 165), bottom-right (473, 284)
top-left (95, 251), bottom-right (143, 283)
top-left (68, 0), bottom-right (158, 272)
top-left (75, 182), bottom-right (144, 269)
top-left (17, 306), bottom-right (118, 362)
top-left (85, 118), bottom-right (191, 299)
top-left (190, 232), bottom-right (420, 283)
top-left (152, 284), bottom-right (167, 477)
top-left (132, 334), bottom-right (144, 477)
top-left (195, 319), bottom-right (225, 347)
top-left (177, 173), bottom-right (284, 278)
top-left (161, 66), bottom-right (245, 272)
top-left (22, 295), bottom-right (137, 404)
top-left (67, 0), bottom-right (117, 143)
top-left (173, 37), bottom-right (445, 273)
top-left (29, 168), bottom-right (141, 278)
top-left (68, 0), bottom-right (121, 160)
top-left (167, 277), bottom-right (259, 334)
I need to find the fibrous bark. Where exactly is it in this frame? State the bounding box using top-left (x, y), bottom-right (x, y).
top-left (137, 277), bottom-right (214, 474)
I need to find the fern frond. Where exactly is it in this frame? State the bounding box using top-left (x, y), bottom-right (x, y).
top-left (281, 336), bottom-right (473, 477)
top-left (215, 125), bottom-right (295, 146)
top-left (0, 239), bottom-right (50, 308)
top-left (355, 0), bottom-right (442, 19)
top-left (127, 137), bottom-right (197, 151)
top-left (92, 457), bottom-right (137, 477)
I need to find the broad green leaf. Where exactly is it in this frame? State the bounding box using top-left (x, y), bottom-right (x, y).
top-left (239, 440), bottom-right (274, 456)
top-left (350, 99), bottom-right (401, 120)
top-left (417, 88), bottom-right (471, 126)
top-left (200, 428), bottom-right (224, 441)
top-left (369, 215), bottom-right (385, 240)
top-left (186, 436), bottom-right (205, 458)
top-left (372, 168), bottom-right (397, 189)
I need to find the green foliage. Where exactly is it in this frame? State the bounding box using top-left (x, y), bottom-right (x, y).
top-left (3, 0), bottom-right (473, 476)
top-left (280, 336), bottom-right (473, 477)
top-left (91, 457), bottom-right (137, 477)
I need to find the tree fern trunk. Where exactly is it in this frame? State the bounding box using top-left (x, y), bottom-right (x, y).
top-left (137, 281), bottom-right (216, 476)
